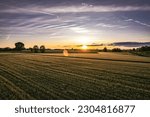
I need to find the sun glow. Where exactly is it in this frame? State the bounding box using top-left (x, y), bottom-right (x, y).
top-left (77, 37), bottom-right (91, 45)
top-left (82, 45), bottom-right (88, 49)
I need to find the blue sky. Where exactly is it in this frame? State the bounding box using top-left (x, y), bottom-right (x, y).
top-left (0, 0), bottom-right (150, 48)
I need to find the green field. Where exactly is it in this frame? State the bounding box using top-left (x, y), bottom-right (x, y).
top-left (0, 53), bottom-right (150, 99)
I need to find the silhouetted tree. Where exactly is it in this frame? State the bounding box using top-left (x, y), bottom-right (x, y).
top-left (29, 47), bottom-right (33, 52)
top-left (33, 45), bottom-right (39, 53)
top-left (40, 45), bottom-right (45, 53)
top-left (15, 42), bottom-right (25, 51)
top-left (112, 48), bottom-right (122, 52)
top-left (103, 47), bottom-right (107, 52)
top-left (138, 46), bottom-right (150, 51)
top-left (132, 48), bottom-right (136, 51)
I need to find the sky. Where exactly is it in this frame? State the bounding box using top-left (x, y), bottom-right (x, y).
top-left (0, 0), bottom-right (150, 48)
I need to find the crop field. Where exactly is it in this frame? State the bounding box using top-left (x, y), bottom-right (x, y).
top-left (0, 53), bottom-right (150, 100)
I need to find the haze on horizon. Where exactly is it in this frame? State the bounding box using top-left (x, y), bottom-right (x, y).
top-left (0, 0), bottom-right (150, 48)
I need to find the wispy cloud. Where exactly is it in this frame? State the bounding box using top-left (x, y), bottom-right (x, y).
top-left (0, 1), bottom-right (150, 45)
top-left (1, 5), bottom-right (150, 14)
top-left (70, 27), bottom-right (89, 33)
top-left (125, 19), bottom-right (150, 27)
top-left (96, 23), bottom-right (128, 29)
top-left (47, 5), bottom-right (150, 13)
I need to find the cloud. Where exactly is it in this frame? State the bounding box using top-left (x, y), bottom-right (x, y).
top-left (0, 1), bottom-right (150, 44)
top-left (96, 23), bottom-right (128, 29)
top-left (79, 42), bottom-right (150, 47)
top-left (125, 19), bottom-right (150, 27)
top-left (38, 5), bottom-right (150, 13)
top-left (113, 42), bottom-right (150, 47)
top-left (1, 5), bottom-right (150, 15)
top-left (70, 27), bottom-right (89, 33)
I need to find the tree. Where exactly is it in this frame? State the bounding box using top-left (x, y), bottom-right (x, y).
top-left (15, 42), bottom-right (25, 51)
top-left (40, 45), bottom-right (45, 53)
top-left (29, 47), bottom-right (33, 52)
top-left (33, 45), bottom-right (39, 53)
top-left (103, 47), bottom-right (107, 52)
top-left (112, 48), bottom-right (122, 52)
top-left (132, 48), bottom-right (136, 51)
top-left (138, 46), bottom-right (150, 51)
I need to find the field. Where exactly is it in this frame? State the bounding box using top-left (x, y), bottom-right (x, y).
top-left (0, 52), bottom-right (150, 100)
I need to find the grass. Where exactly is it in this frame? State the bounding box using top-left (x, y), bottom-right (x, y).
top-left (0, 52), bottom-right (150, 99)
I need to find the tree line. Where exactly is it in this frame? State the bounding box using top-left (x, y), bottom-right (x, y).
top-left (102, 47), bottom-right (122, 52)
top-left (0, 42), bottom-right (150, 53)
top-left (0, 42), bottom-right (46, 53)
top-left (15, 42), bottom-right (46, 53)
top-left (102, 46), bottom-right (150, 52)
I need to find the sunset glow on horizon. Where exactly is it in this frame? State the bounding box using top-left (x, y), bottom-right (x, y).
top-left (82, 45), bottom-right (88, 50)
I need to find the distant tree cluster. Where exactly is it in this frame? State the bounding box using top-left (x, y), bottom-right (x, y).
top-left (102, 47), bottom-right (122, 52)
top-left (0, 47), bottom-right (12, 51)
top-left (137, 46), bottom-right (150, 51)
top-left (14, 42), bottom-right (46, 53)
top-left (112, 48), bottom-right (122, 52)
top-left (0, 41), bottom-right (47, 53)
top-left (131, 46), bottom-right (150, 52)
top-left (131, 46), bottom-right (150, 57)
top-left (32, 45), bottom-right (46, 53)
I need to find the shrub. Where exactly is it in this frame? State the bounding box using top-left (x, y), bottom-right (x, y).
top-left (112, 48), bottom-right (122, 52)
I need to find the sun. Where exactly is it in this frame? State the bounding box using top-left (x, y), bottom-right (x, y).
top-left (82, 45), bottom-right (88, 49)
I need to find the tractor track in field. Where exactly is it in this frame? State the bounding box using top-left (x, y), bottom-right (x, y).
top-left (0, 59), bottom-right (106, 99)
top-left (3, 56), bottom-right (150, 89)
top-left (0, 59), bottom-right (119, 99)
top-left (42, 54), bottom-right (150, 64)
top-left (21, 57), bottom-right (150, 86)
top-left (0, 57), bottom-right (127, 99)
top-left (27, 54), bottom-right (150, 72)
top-left (0, 74), bottom-right (34, 99)
top-left (1, 56), bottom-right (150, 99)
top-left (23, 58), bottom-right (150, 93)
top-left (0, 63), bottom-right (63, 99)
top-left (24, 58), bottom-right (150, 85)
top-left (0, 54), bottom-right (150, 99)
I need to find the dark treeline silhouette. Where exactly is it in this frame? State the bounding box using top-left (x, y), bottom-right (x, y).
top-left (130, 46), bottom-right (150, 57)
top-left (0, 42), bottom-right (46, 53)
top-left (32, 45), bottom-right (46, 53)
top-left (112, 48), bottom-right (122, 52)
top-left (0, 47), bottom-right (12, 51)
top-left (0, 42), bottom-right (150, 56)
top-left (101, 47), bottom-right (122, 52)
top-left (130, 46), bottom-right (150, 52)
top-left (137, 46), bottom-right (150, 51)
